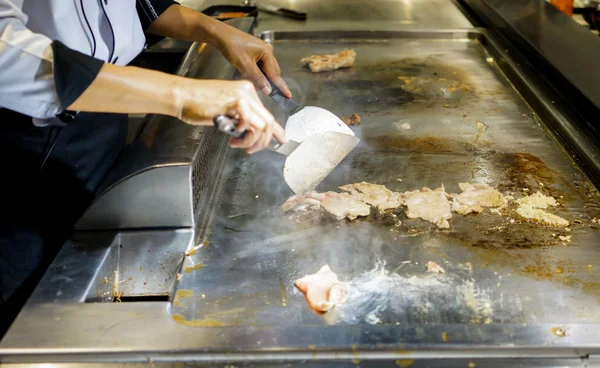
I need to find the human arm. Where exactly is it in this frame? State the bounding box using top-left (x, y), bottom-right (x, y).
top-left (68, 62), bottom-right (284, 153)
top-left (0, 0), bottom-right (283, 153)
top-left (144, 3), bottom-right (292, 98)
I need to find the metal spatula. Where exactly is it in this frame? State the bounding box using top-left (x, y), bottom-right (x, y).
top-left (214, 115), bottom-right (359, 194)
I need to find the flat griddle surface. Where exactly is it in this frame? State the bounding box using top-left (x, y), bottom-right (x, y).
top-left (175, 31), bottom-right (600, 340)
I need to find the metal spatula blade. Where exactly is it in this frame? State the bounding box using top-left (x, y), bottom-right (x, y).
top-left (263, 75), bottom-right (355, 142)
top-left (213, 116), bottom-right (359, 194)
top-left (283, 131), bottom-right (360, 194)
top-left (286, 106), bottom-right (355, 143)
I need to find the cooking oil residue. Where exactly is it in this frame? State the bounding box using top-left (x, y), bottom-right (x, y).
top-left (441, 332), bottom-right (449, 342)
top-left (351, 344), bottom-right (360, 364)
top-left (391, 56), bottom-right (477, 107)
top-left (112, 270), bottom-right (127, 303)
top-left (473, 121), bottom-right (488, 143)
top-left (172, 313), bottom-right (225, 327)
top-left (205, 307), bottom-right (245, 319)
top-left (184, 263), bottom-right (206, 273)
top-left (308, 344), bottom-right (317, 360)
top-left (185, 242), bottom-right (208, 257)
top-left (173, 289), bottom-right (194, 307)
top-left (279, 278), bottom-right (288, 307)
top-left (363, 135), bottom-right (477, 155)
top-left (551, 327), bottom-right (567, 337)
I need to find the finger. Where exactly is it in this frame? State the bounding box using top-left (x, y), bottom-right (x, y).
top-left (242, 92), bottom-right (274, 126)
top-left (225, 104), bottom-right (250, 135)
top-left (229, 129), bottom-right (261, 149)
top-left (226, 100), bottom-right (263, 149)
top-left (250, 118), bottom-right (273, 154)
top-left (261, 53), bottom-right (292, 98)
top-left (246, 96), bottom-right (280, 150)
top-left (263, 118), bottom-right (274, 148)
top-left (272, 121), bottom-right (287, 144)
top-left (225, 98), bottom-right (264, 134)
top-left (242, 62), bottom-right (271, 96)
top-left (247, 130), bottom-right (269, 154)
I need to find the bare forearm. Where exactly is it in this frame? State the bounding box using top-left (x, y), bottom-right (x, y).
top-left (66, 62), bottom-right (272, 131)
top-left (146, 5), bottom-right (225, 46)
top-left (66, 61), bottom-right (285, 152)
top-left (144, 4), bottom-right (292, 98)
top-left (68, 63), bottom-right (183, 118)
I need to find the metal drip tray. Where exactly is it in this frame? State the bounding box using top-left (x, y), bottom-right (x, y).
top-left (23, 230), bottom-right (193, 305)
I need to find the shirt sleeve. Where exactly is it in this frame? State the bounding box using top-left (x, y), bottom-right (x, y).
top-left (0, 0), bottom-right (103, 125)
top-left (136, 0), bottom-right (179, 30)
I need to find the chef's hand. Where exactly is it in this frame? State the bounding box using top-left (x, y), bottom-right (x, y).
top-left (144, 5), bottom-right (291, 98)
top-left (178, 79), bottom-right (287, 154)
top-left (216, 27), bottom-right (292, 99)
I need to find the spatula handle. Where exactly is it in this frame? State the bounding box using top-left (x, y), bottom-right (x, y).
top-left (213, 114), bottom-right (246, 138)
top-left (260, 68), bottom-right (302, 115)
top-left (213, 114), bottom-right (282, 151)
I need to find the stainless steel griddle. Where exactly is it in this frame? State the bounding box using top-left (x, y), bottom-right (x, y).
top-left (2, 27), bottom-right (600, 367)
top-left (174, 28), bottom-right (600, 344)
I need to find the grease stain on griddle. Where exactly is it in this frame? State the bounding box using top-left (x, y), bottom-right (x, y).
top-left (551, 327), bottom-right (567, 337)
top-left (351, 344), bottom-right (361, 364)
top-left (362, 134), bottom-right (479, 155)
top-left (359, 55), bottom-right (478, 108)
top-left (172, 289), bottom-right (194, 307)
top-left (279, 278), bottom-right (288, 307)
top-left (442, 240), bottom-right (600, 302)
top-left (305, 55), bottom-right (479, 109)
top-left (494, 152), bottom-right (575, 199)
top-left (306, 79), bottom-right (415, 108)
top-left (396, 359), bottom-right (415, 368)
top-left (184, 263), bottom-right (207, 273)
top-left (172, 313), bottom-right (226, 327)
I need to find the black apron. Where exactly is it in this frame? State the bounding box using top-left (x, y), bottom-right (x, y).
top-left (0, 109), bottom-right (127, 329)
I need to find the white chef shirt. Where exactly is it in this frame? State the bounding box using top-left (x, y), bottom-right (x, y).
top-left (0, 0), bottom-right (174, 124)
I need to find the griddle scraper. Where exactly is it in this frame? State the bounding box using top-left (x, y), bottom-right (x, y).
top-left (263, 78), bottom-right (355, 143)
top-left (213, 115), bottom-right (359, 194)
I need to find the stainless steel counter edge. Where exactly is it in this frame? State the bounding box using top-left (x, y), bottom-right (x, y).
top-left (0, 360), bottom-right (595, 368)
top-left (1, 300), bottom-right (599, 362)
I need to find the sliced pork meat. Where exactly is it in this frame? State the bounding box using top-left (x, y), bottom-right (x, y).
top-left (321, 192), bottom-right (371, 220)
top-left (516, 205), bottom-right (569, 227)
top-left (450, 182), bottom-right (505, 215)
top-left (516, 191), bottom-right (558, 209)
top-left (340, 113), bottom-right (361, 126)
top-left (282, 192), bottom-right (325, 212)
top-left (425, 261), bottom-right (446, 274)
top-left (282, 191), bottom-right (370, 220)
top-left (402, 185), bottom-right (452, 229)
top-left (295, 264), bottom-right (344, 312)
top-left (514, 192), bottom-right (568, 227)
top-left (300, 49), bottom-right (356, 73)
top-left (339, 182), bottom-right (403, 211)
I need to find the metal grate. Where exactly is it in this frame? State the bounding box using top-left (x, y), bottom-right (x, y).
top-left (191, 127), bottom-right (228, 216)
